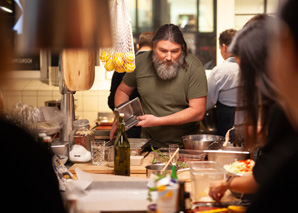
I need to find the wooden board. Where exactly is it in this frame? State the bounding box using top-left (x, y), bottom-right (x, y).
top-left (69, 152), bottom-right (154, 175)
top-left (62, 49), bottom-right (95, 91)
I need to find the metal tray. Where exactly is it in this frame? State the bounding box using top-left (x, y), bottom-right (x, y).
top-left (129, 138), bottom-right (150, 156)
top-left (204, 149), bottom-right (250, 166)
top-left (152, 148), bottom-right (206, 169)
top-left (114, 97), bottom-right (144, 131)
top-left (105, 138), bottom-right (150, 156)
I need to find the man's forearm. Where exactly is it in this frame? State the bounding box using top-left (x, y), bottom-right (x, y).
top-left (114, 89), bottom-right (130, 108)
top-left (156, 96), bottom-right (206, 126)
top-left (156, 107), bottom-right (205, 126)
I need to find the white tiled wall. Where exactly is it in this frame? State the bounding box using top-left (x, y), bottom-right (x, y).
top-left (1, 78), bottom-right (112, 127)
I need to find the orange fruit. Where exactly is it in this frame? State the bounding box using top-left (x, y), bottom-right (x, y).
top-left (99, 50), bottom-right (111, 62)
top-left (124, 51), bottom-right (135, 63)
top-left (104, 59), bottom-right (115, 71)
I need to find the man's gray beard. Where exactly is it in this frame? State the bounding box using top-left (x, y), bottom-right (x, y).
top-left (152, 51), bottom-right (184, 80)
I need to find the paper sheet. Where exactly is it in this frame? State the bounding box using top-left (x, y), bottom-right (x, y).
top-left (65, 168), bottom-right (154, 211)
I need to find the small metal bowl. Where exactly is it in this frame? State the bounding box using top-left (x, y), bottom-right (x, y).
top-left (145, 164), bottom-right (172, 178)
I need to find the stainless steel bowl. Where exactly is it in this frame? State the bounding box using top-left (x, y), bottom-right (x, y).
top-left (145, 164), bottom-right (172, 178)
top-left (182, 134), bottom-right (225, 150)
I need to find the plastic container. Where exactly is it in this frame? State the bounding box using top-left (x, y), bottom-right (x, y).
top-left (153, 148), bottom-right (206, 170)
top-left (187, 161), bottom-right (226, 202)
top-left (114, 97), bottom-right (144, 131)
top-left (69, 119), bottom-right (94, 162)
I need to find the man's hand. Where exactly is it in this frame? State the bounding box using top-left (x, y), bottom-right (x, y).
top-left (137, 114), bottom-right (160, 127)
top-left (109, 119), bottom-right (118, 140)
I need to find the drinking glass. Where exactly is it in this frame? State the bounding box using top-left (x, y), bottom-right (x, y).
top-left (106, 145), bottom-right (114, 167)
top-left (91, 140), bottom-right (105, 165)
top-left (169, 144), bottom-right (179, 166)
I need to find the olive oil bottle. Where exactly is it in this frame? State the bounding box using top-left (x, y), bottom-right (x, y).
top-left (114, 113), bottom-right (130, 176)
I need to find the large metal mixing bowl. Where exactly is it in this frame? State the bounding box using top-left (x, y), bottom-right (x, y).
top-left (182, 134), bottom-right (225, 150)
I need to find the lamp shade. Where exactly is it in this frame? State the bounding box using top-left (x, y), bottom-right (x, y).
top-left (17, 0), bottom-right (113, 53)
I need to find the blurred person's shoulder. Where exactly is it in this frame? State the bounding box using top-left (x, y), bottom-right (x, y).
top-left (0, 118), bottom-right (31, 139)
top-left (0, 118), bottom-right (49, 157)
top-left (136, 50), bottom-right (152, 61)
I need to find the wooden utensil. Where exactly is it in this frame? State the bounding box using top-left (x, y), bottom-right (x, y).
top-left (161, 147), bottom-right (180, 172)
top-left (223, 127), bottom-right (235, 147)
top-left (62, 49), bottom-right (95, 91)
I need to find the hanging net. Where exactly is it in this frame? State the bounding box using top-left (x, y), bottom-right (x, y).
top-left (100, 0), bottom-right (135, 73)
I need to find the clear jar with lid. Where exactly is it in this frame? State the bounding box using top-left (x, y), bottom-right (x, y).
top-left (69, 119), bottom-right (94, 162)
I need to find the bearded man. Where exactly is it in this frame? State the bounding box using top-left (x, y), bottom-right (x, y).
top-left (110, 24), bottom-right (207, 148)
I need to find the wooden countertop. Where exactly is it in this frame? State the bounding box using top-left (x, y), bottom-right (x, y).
top-left (68, 152), bottom-right (154, 177)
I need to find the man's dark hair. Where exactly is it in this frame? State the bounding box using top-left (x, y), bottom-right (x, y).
top-left (219, 29), bottom-right (237, 46)
top-left (152, 24), bottom-right (188, 69)
top-left (138, 31), bottom-right (154, 49)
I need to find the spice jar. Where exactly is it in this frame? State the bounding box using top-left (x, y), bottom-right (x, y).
top-left (69, 119), bottom-right (94, 162)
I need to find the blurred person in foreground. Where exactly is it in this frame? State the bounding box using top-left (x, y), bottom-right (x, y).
top-left (246, 0), bottom-right (298, 212)
top-left (0, 14), bottom-right (65, 213)
top-left (208, 16), bottom-right (298, 212)
top-left (110, 24), bottom-right (207, 148)
top-left (206, 29), bottom-right (239, 136)
top-left (270, 0), bottom-right (298, 130)
top-left (108, 32), bottom-right (154, 138)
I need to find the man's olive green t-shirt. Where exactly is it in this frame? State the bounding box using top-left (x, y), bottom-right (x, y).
top-left (123, 51), bottom-right (207, 148)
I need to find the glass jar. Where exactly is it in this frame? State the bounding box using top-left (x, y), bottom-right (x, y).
top-left (69, 119), bottom-right (94, 162)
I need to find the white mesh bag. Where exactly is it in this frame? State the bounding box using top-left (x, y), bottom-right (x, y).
top-left (100, 0), bottom-right (135, 73)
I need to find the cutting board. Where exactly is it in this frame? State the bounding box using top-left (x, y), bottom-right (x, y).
top-left (68, 152), bottom-right (154, 175)
top-left (62, 49), bottom-right (95, 91)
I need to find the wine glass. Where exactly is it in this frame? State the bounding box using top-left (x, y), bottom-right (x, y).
top-left (169, 144), bottom-right (179, 166)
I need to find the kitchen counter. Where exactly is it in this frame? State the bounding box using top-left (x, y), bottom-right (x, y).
top-left (68, 151), bottom-right (193, 192)
top-left (66, 153), bottom-right (243, 212)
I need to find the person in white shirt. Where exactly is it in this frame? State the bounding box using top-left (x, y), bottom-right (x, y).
top-left (206, 29), bottom-right (239, 136)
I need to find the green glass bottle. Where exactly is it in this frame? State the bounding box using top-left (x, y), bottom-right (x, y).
top-left (171, 165), bottom-right (178, 180)
top-left (114, 113), bottom-right (130, 176)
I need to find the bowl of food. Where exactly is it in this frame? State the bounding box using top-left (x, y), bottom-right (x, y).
top-left (224, 159), bottom-right (255, 199)
top-left (223, 159), bottom-right (255, 176)
top-left (182, 134), bottom-right (225, 150)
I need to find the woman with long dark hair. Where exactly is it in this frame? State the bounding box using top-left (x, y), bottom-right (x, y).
top-left (208, 17), bottom-right (276, 202)
top-left (248, 0), bottom-right (298, 211)
top-left (209, 16), bottom-right (298, 212)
